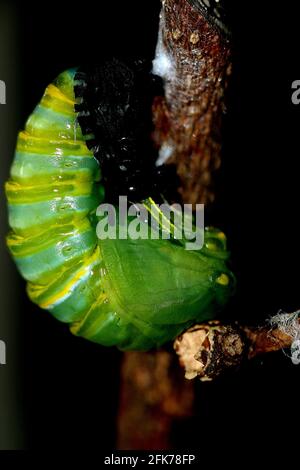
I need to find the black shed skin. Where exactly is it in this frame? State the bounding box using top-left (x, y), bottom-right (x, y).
top-left (75, 59), bottom-right (179, 203)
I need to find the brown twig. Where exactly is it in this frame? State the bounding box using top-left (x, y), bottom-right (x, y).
top-left (174, 311), bottom-right (300, 381)
top-left (152, 0), bottom-right (231, 205)
top-left (117, 350), bottom-right (194, 449)
top-left (117, 0), bottom-right (232, 449)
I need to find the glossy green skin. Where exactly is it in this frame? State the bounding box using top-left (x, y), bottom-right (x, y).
top-left (5, 69), bottom-right (235, 350)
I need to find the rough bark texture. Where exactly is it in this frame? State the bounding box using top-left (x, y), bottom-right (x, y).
top-left (117, 0), bottom-right (231, 450)
top-left (152, 0), bottom-right (231, 205)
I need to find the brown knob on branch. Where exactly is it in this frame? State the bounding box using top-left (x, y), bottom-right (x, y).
top-left (174, 312), bottom-right (300, 381)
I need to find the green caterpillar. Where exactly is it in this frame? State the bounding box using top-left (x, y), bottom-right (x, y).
top-left (5, 68), bottom-right (235, 350)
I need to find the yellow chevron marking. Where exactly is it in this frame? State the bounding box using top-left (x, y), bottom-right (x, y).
top-left (70, 291), bottom-right (108, 335)
top-left (39, 247), bottom-right (100, 308)
top-left (46, 83), bottom-right (75, 105)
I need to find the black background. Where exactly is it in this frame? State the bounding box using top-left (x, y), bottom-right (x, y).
top-left (0, 0), bottom-right (299, 454)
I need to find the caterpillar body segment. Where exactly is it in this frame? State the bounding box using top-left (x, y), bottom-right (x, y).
top-left (6, 69), bottom-right (235, 350)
